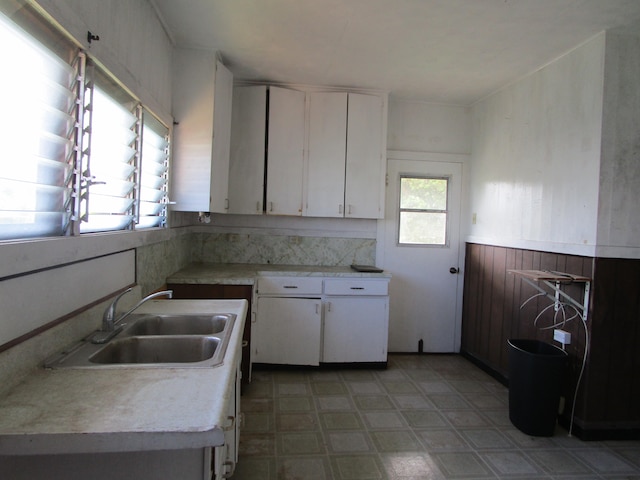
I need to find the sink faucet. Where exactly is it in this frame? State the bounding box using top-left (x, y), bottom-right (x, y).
top-left (92, 288), bottom-right (173, 344)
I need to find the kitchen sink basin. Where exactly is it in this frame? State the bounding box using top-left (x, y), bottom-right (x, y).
top-left (123, 314), bottom-right (233, 336)
top-left (89, 336), bottom-right (220, 364)
top-left (44, 312), bottom-right (236, 369)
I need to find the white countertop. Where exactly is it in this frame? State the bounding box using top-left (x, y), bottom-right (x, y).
top-left (0, 299), bottom-right (247, 455)
top-left (167, 262), bottom-right (391, 285)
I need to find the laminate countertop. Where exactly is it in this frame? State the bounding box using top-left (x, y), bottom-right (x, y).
top-left (0, 299), bottom-right (247, 456)
top-left (166, 263), bottom-right (391, 285)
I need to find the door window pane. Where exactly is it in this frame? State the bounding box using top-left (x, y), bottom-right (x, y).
top-left (398, 176), bottom-right (449, 246)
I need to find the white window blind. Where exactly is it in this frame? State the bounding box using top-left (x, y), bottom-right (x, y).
top-left (0, 11), bottom-right (78, 240)
top-left (138, 110), bottom-right (169, 229)
top-left (79, 72), bottom-right (138, 233)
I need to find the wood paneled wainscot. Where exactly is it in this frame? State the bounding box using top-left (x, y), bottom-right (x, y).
top-left (461, 243), bottom-right (640, 440)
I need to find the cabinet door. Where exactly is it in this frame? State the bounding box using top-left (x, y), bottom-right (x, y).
top-left (345, 93), bottom-right (385, 219)
top-left (266, 87), bottom-right (305, 216)
top-left (229, 85), bottom-right (267, 214)
top-left (209, 61), bottom-right (234, 213)
top-left (253, 297), bottom-right (321, 365)
top-left (171, 50), bottom-right (233, 213)
top-left (305, 92), bottom-right (347, 217)
top-left (323, 296), bottom-right (388, 363)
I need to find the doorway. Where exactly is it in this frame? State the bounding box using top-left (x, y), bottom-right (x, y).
top-left (377, 153), bottom-right (466, 352)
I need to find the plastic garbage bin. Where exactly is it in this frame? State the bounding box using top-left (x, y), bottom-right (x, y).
top-left (507, 339), bottom-right (568, 436)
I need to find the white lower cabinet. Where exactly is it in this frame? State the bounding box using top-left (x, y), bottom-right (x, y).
top-left (323, 296), bottom-right (388, 363)
top-left (252, 276), bottom-right (389, 366)
top-left (253, 296), bottom-right (322, 365)
top-left (212, 363), bottom-right (241, 479)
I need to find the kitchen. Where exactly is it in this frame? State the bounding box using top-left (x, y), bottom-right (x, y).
top-left (1, 0), bottom-right (640, 478)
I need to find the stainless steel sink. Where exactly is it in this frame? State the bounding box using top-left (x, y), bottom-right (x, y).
top-left (89, 336), bottom-right (221, 364)
top-left (45, 312), bottom-right (236, 369)
top-left (123, 314), bottom-right (232, 336)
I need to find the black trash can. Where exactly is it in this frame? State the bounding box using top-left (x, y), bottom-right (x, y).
top-left (507, 339), bottom-right (568, 436)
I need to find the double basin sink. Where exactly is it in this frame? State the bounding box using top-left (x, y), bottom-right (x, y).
top-left (45, 313), bottom-right (236, 369)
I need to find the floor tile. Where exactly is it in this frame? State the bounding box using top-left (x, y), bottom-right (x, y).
top-left (330, 454), bottom-right (386, 479)
top-left (277, 456), bottom-right (333, 480)
top-left (319, 412), bottom-right (364, 431)
top-left (232, 355), bottom-right (640, 480)
top-left (278, 432), bottom-right (326, 455)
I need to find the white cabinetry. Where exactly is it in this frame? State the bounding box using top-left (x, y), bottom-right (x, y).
top-left (171, 49), bottom-right (233, 213)
top-left (323, 279), bottom-right (389, 363)
top-left (306, 92), bottom-right (348, 217)
top-left (252, 276), bottom-right (389, 366)
top-left (228, 86), bottom-right (266, 214)
top-left (213, 363), bottom-right (241, 479)
top-left (253, 277), bottom-right (323, 365)
top-left (305, 92), bottom-right (385, 219)
top-left (266, 87), bottom-right (306, 216)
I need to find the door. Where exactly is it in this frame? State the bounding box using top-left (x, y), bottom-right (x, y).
top-left (228, 85), bottom-right (266, 214)
top-left (323, 296), bottom-right (388, 363)
top-left (345, 93), bottom-right (385, 219)
top-left (266, 86), bottom-right (305, 216)
top-left (306, 91), bottom-right (347, 217)
top-left (377, 155), bottom-right (465, 352)
top-left (253, 296), bottom-right (321, 365)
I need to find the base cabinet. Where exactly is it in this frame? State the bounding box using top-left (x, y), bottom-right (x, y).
top-left (253, 276), bottom-right (389, 367)
top-left (323, 296), bottom-right (388, 363)
top-left (253, 297), bottom-right (322, 365)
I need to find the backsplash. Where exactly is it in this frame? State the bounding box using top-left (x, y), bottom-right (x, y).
top-left (190, 232), bottom-right (376, 266)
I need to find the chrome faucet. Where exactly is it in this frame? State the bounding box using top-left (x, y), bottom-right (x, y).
top-left (92, 288), bottom-right (173, 344)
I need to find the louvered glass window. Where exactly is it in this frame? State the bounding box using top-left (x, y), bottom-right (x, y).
top-left (0, 10), bottom-right (78, 240)
top-left (79, 71), bottom-right (138, 233)
top-left (138, 110), bottom-right (169, 229)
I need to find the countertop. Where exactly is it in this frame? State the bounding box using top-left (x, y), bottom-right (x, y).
top-left (0, 299), bottom-right (247, 456)
top-left (167, 263), bottom-right (392, 285)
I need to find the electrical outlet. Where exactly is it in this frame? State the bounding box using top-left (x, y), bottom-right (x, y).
top-left (554, 329), bottom-right (571, 345)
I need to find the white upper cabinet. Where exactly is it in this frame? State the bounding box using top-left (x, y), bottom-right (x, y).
top-left (305, 92), bottom-right (386, 219)
top-left (228, 86), bottom-right (267, 214)
top-left (345, 93), bottom-right (385, 219)
top-left (266, 86), bottom-right (306, 216)
top-left (306, 92), bottom-right (348, 217)
top-left (170, 49), bottom-right (233, 213)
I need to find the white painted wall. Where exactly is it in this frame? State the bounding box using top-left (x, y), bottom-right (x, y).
top-left (387, 98), bottom-right (471, 154)
top-left (467, 34), bottom-right (605, 256)
top-left (597, 31), bottom-right (640, 258)
top-left (34, 0), bottom-right (173, 123)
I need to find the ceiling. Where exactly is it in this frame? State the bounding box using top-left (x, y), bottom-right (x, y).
top-left (152, 0), bottom-right (640, 105)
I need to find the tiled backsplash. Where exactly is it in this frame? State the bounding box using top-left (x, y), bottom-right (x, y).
top-left (189, 232), bottom-right (376, 266)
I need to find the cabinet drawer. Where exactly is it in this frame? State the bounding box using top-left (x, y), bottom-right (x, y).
top-left (324, 278), bottom-right (389, 296)
top-left (257, 276), bottom-right (323, 295)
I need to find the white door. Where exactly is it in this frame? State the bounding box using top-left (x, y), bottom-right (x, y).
top-left (266, 86), bottom-right (305, 216)
top-left (253, 296), bottom-right (321, 365)
top-left (377, 154), bottom-right (465, 352)
top-left (306, 91), bottom-right (347, 217)
top-left (323, 296), bottom-right (388, 363)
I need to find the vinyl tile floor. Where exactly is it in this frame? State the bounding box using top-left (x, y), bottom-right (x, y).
top-left (231, 354), bottom-right (640, 479)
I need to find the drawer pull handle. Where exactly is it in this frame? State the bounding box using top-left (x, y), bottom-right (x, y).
top-left (350, 287), bottom-right (365, 290)
top-left (283, 285), bottom-right (298, 289)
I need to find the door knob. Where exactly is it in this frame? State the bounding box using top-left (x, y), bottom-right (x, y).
top-left (449, 267), bottom-right (459, 274)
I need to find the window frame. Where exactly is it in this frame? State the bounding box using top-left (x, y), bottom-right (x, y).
top-left (0, 8), bottom-right (170, 242)
top-left (397, 174), bottom-right (451, 248)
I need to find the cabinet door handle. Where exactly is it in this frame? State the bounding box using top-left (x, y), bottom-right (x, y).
top-left (348, 204), bottom-right (352, 215)
top-left (350, 287), bottom-right (365, 290)
top-left (283, 285), bottom-right (298, 289)
top-left (269, 201), bottom-right (274, 212)
top-left (315, 303), bottom-right (321, 315)
top-left (339, 204), bottom-right (343, 214)
top-left (327, 301), bottom-right (332, 312)
top-left (225, 198), bottom-right (229, 210)
top-left (222, 460), bottom-right (236, 478)
top-left (257, 201), bottom-right (261, 212)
